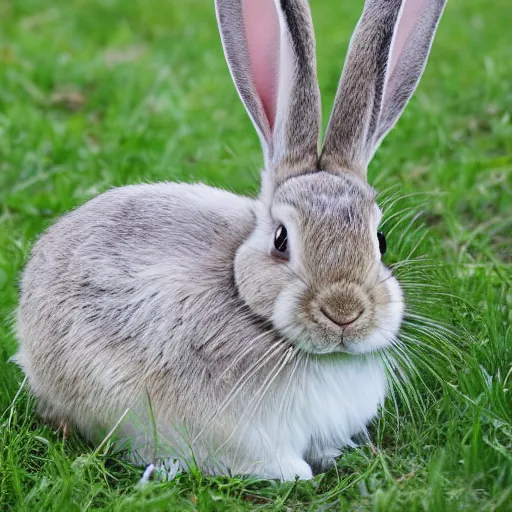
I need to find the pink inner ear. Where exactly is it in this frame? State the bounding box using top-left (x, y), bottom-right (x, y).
top-left (242, 0), bottom-right (280, 131)
top-left (389, 0), bottom-right (428, 75)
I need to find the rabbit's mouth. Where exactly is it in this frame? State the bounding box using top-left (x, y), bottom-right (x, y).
top-left (272, 270), bottom-right (404, 356)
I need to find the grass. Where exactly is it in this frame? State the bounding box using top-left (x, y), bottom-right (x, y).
top-left (0, 0), bottom-right (511, 509)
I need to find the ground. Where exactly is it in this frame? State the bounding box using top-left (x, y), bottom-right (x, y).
top-left (0, 0), bottom-right (511, 510)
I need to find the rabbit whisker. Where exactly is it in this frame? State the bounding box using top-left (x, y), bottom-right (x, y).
top-left (193, 340), bottom-right (288, 443)
top-left (215, 330), bottom-right (270, 384)
top-left (225, 346), bottom-right (295, 459)
top-left (380, 352), bottom-right (401, 421)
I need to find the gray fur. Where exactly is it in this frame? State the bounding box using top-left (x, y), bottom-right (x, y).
top-left (16, 179), bottom-right (397, 477)
top-left (216, 0), bottom-right (321, 182)
top-left (15, 0), bottom-right (446, 480)
top-left (320, 0), bottom-right (447, 177)
top-left (375, 0), bottom-right (447, 144)
top-left (17, 184), bottom-right (260, 432)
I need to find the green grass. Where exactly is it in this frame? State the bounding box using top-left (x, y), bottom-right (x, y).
top-left (1, 0), bottom-right (511, 509)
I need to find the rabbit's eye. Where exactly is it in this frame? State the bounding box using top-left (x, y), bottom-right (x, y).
top-left (377, 231), bottom-right (387, 255)
top-left (272, 225), bottom-right (289, 260)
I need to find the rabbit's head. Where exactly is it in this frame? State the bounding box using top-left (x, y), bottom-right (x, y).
top-left (216, 0), bottom-right (446, 354)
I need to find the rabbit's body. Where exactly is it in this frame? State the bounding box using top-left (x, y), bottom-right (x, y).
top-left (17, 182), bottom-right (385, 479)
top-left (16, 0), bottom-right (447, 480)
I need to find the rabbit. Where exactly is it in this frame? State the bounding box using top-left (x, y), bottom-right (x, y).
top-left (15, 0), bottom-right (447, 481)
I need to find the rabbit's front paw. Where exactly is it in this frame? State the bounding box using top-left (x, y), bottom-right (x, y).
top-left (265, 457), bottom-right (313, 481)
top-left (137, 459), bottom-right (181, 486)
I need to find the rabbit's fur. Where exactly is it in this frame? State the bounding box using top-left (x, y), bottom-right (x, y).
top-left (15, 0), bottom-right (446, 480)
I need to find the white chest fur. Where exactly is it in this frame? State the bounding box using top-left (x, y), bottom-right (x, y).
top-left (242, 355), bottom-right (387, 478)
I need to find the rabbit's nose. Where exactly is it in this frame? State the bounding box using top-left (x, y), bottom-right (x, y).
top-left (320, 306), bottom-right (363, 328)
top-left (319, 293), bottom-right (365, 328)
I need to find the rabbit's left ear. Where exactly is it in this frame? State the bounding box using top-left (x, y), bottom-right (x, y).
top-left (216, 0), bottom-right (321, 184)
top-left (320, 0), bottom-right (447, 179)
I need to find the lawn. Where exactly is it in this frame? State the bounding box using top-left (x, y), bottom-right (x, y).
top-left (0, 0), bottom-right (511, 510)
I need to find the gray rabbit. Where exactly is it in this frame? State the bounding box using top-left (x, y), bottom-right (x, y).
top-left (15, 0), bottom-right (446, 480)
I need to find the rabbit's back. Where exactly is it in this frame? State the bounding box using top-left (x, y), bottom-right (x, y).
top-left (16, 182), bottom-right (256, 438)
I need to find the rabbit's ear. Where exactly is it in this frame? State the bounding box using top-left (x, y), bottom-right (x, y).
top-left (319, 0), bottom-right (447, 179)
top-left (216, 0), bottom-right (321, 183)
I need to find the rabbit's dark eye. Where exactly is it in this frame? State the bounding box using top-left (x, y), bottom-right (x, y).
top-left (377, 231), bottom-right (387, 255)
top-left (272, 225), bottom-right (289, 260)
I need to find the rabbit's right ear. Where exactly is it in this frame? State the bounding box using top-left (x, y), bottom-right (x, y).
top-left (319, 0), bottom-right (447, 179)
top-left (215, 0), bottom-right (321, 184)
